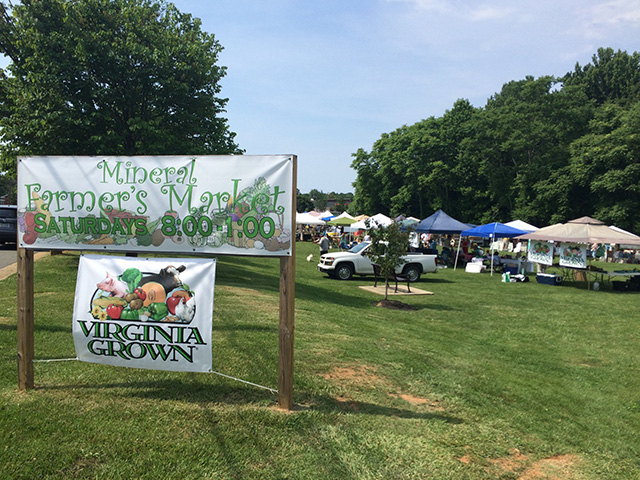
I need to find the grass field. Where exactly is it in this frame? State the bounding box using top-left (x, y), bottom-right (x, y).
top-left (1, 243), bottom-right (639, 479)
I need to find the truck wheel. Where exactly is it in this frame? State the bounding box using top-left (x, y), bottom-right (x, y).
top-left (336, 264), bottom-right (354, 280)
top-left (403, 265), bottom-right (421, 282)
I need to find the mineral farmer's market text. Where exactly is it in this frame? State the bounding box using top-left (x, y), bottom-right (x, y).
top-left (22, 158), bottom-right (287, 238)
top-left (78, 320), bottom-right (205, 363)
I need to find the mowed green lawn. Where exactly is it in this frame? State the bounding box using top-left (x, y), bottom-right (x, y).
top-left (0, 243), bottom-right (639, 479)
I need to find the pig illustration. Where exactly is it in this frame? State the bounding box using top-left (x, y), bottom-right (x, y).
top-left (97, 272), bottom-right (128, 298)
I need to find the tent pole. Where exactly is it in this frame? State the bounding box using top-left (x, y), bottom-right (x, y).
top-left (454, 234), bottom-right (462, 271)
top-left (490, 226), bottom-right (496, 276)
top-left (490, 244), bottom-right (495, 276)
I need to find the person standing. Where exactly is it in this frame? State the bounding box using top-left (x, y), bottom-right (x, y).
top-left (318, 234), bottom-right (330, 256)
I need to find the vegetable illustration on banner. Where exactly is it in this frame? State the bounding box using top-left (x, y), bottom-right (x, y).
top-left (73, 255), bottom-right (215, 372)
top-left (17, 155), bottom-right (293, 256)
top-left (559, 243), bottom-right (587, 269)
top-left (528, 241), bottom-right (554, 265)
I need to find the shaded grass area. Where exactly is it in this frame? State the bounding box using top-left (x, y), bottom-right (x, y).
top-left (0, 245), bottom-right (639, 479)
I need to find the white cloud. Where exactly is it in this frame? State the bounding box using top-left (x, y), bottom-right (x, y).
top-left (467, 5), bottom-right (516, 21)
top-left (589, 0), bottom-right (640, 24)
top-left (384, 0), bottom-right (451, 14)
top-left (172, 0), bottom-right (640, 192)
top-left (574, 0), bottom-right (640, 39)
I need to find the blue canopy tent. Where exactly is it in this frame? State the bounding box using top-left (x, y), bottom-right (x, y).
top-left (460, 222), bottom-right (528, 275)
top-left (461, 222), bottom-right (528, 239)
top-left (414, 209), bottom-right (473, 264)
top-left (415, 209), bottom-right (471, 234)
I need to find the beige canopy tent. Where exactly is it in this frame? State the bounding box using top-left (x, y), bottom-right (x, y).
top-left (517, 216), bottom-right (640, 245)
top-left (517, 216), bottom-right (640, 289)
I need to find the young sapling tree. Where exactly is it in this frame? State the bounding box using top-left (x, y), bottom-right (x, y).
top-left (365, 221), bottom-right (411, 301)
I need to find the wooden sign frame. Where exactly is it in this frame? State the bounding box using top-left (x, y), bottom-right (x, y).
top-left (16, 156), bottom-right (297, 410)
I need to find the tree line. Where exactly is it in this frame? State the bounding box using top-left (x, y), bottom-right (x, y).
top-left (0, 0), bottom-right (241, 202)
top-left (350, 48), bottom-right (640, 233)
top-left (296, 189), bottom-right (353, 213)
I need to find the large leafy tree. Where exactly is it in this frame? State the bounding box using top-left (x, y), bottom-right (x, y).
top-left (564, 47), bottom-right (640, 107)
top-left (567, 101), bottom-right (640, 230)
top-left (0, 0), bottom-right (241, 175)
top-left (421, 99), bottom-right (478, 220)
top-left (459, 76), bottom-right (592, 225)
top-left (350, 103), bottom-right (475, 220)
top-left (308, 189), bottom-right (328, 211)
top-left (350, 147), bottom-right (389, 216)
top-left (296, 190), bottom-right (314, 213)
top-left (351, 48), bottom-right (640, 229)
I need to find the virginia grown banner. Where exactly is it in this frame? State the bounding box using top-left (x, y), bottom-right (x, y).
top-left (73, 255), bottom-right (215, 372)
top-left (17, 155), bottom-right (294, 256)
top-left (528, 241), bottom-right (554, 265)
top-left (559, 243), bottom-right (587, 269)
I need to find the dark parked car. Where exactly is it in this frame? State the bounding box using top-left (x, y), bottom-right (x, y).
top-left (0, 205), bottom-right (17, 245)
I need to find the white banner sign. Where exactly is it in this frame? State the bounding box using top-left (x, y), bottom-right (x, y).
top-left (528, 241), bottom-right (554, 265)
top-left (559, 243), bottom-right (587, 269)
top-left (73, 255), bottom-right (215, 372)
top-left (17, 155), bottom-right (294, 256)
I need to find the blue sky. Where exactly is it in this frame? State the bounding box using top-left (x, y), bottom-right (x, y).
top-left (173, 0), bottom-right (640, 194)
top-left (7, 0), bottom-right (640, 194)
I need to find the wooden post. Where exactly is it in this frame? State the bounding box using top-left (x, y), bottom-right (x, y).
top-left (17, 248), bottom-right (35, 390)
top-left (278, 155), bottom-right (296, 410)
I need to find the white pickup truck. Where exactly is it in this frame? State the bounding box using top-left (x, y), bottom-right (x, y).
top-left (317, 241), bottom-right (438, 281)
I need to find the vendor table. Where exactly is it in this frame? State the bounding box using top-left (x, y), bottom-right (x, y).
top-left (594, 270), bottom-right (640, 287)
top-left (554, 264), bottom-right (640, 289)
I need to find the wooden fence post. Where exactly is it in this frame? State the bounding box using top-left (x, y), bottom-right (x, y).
top-left (278, 155), bottom-right (296, 410)
top-left (17, 247), bottom-right (35, 390)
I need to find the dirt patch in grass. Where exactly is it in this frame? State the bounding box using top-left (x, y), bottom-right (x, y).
top-left (374, 299), bottom-right (417, 310)
top-left (488, 448), bottom-right (530, 474)
top-left (323, 366), bottom-right (445, 412)
top-left (269, 404), bottom-right (306, 414)
top-left (483, 449), bottom-right (580, 479)
top-left (321, 365), bottom-right (388, 388)
top-left (519, 454), bottom-right (581, 480)
top-left (388, 392), bottom-right (444, 411)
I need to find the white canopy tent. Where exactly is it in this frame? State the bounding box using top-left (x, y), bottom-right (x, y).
top-left (296, 212), bottom-right (325, 225)
top-left (308, 210), bottom-right (333, 220)
top-left (609, 226), bottom-right (640, 248)
top-left (346, 213), bottom-right (393, 231)
top-left (505, 220), bottom-right (538, 232)
top-left (332, 211), bottom-right (355, 221)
